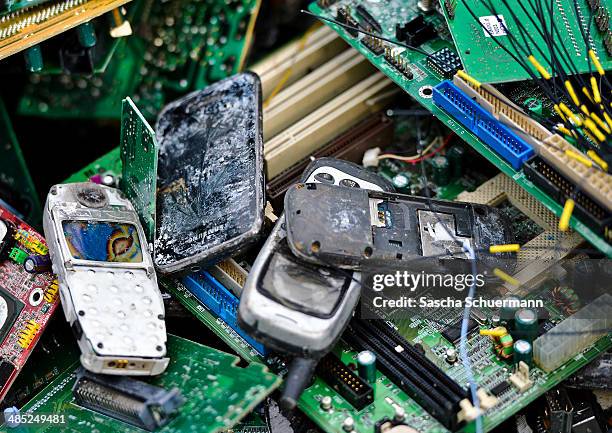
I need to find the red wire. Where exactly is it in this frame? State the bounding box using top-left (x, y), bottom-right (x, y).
top-left (408, 133), bottom-right (454, 164)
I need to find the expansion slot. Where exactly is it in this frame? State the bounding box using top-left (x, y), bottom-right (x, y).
top-left (250, 25), bottom-right (347, 100)
top-left (266, 112), bottom-right (393, 210)
top-left (538, 135), bottom-right (612, 212)
top-left (0, 0), bottom-right (132, 60)
top-left (264, 71), bottom-right (396, 177)
top-left (524, 157), bottom-right (611, 242)
top-left (345, 319), bottom-right (467, 431)
top-left (432, 80), bottom-right (534, 169)
top-left (182, 272), bottom-right (268, 356)
top-left (263, 48), bottom-right (376, 139)
top-left (452, 75), bottom-right (551, 147)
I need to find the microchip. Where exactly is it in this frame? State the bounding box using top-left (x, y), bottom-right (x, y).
top-left (470, 307), bottom-right (487, 325)
top-left (490, 381), bottom-right (511, 397)
top-left (441, 318), bottom-right (478, 344)
top-left (427, 48), bottom-right (462, 78)
top-left (0, 287), bottom-right (23, 346)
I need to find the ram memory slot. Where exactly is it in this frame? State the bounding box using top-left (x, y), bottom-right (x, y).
top-left (345, 320), bottom-right (466, 430)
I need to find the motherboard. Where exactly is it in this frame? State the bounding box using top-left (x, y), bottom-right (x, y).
top-left (0, 205), bottom-right (58, 402)
top-left (309, 0), bottom-right (612, 256)
top-left (18, 0), bottom-right (261, 118)
top-left (0, 0), bottom-right (610, 432)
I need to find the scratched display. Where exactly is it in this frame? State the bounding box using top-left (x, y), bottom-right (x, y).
top-left (0, 205), bottom-right (59, 402)
top-left (154, 73), bottom-right (265, 273)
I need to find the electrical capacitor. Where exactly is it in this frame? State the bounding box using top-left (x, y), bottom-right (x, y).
top-left (24, 45), bottom-right (43, 73)
top-left (23, 254), bottom-right (52, 274)
top-left (392, 173), bottom-right (410, 193)
top-left (342, 417), bottom-right (355, 432)
top-left (77, 22), bottom-right (97, 48)
top-left (357, 350), bottom-right (377, 384)
top-left (513, 340), bottom-right (533, 366)
top-left (524, 97), bottom-right (543, 116)
top-left (514, 308), bottom-right (538, 342)
top-left (428, 155), bottom-right (450, 186)
top-left (500, 295), bottom-right (522, 322)
top-left (320, 395), bottom-right (333, 411)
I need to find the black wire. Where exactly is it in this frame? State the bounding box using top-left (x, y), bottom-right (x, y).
top-left (308, 1), bottom-right (609, 255)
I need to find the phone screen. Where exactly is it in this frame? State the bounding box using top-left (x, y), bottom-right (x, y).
top-left (259, 240), bottom-right (351, 318)
top-left (62, 221), bottom-right (143, 263)
top-left (154, 73), bottom-right (264, 272)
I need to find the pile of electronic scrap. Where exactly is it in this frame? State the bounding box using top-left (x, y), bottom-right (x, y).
top-left (0, 0), bottom-right (610, 432)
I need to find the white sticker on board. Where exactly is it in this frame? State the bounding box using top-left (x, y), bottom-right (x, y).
top-left (479, 15), bottom-right (508, 37)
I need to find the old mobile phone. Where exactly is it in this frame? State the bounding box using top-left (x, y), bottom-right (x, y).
top-left (284, 182), bottom-right (514, 270)
top-left (238, 158), bottom-right (393, 408)
top-left (43, 182), bottom-right (169, 375)
top-left (154, 72), bottom-right (265, 274)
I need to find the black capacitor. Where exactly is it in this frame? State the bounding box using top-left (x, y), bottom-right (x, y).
top-left (428, 155), bottom-right (450, 186)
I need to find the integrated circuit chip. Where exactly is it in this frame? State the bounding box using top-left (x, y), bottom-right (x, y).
top-left (0, 287), bottom-right (23, 346)
top-left (441, 318), bottom-right (478, 344)
top-left (490, 381), bottom-right (512, 397)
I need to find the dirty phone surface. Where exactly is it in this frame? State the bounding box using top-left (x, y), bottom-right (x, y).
top-left (239, 158), bottom-right (394, 357)
top-left (284, 182), bottom-right (514, 271)
top-left (154, 73), bottom-right (265, 274)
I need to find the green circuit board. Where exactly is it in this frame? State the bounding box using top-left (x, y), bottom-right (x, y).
top-left (18, 0), bottom-right (261, 119)
top-left (165, 268), bottom-right (612, 433)
top-left (0, 98), bottom-right (41, 224)
top-left (162, 278), bottom-right (263, 362)
top-left (120, 97), bottom-right (158, 242)
top-left (442, 0), bottom-right (612, 83)
top-left (300, 334), bottom-right (611, 433)
top-left (63, 147), bottom-right (122, 184)
top-left (14, 335), bottom-right (280, 433)
top-left (62, 136), bottom-right (612, 433)
top-left (309, 0), bottom-right (612, 257)
top-left (2, 320), bottom-right (80, 408)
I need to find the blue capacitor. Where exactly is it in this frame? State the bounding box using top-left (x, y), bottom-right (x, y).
top-left (23, 254), bottom-right (52, 274)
